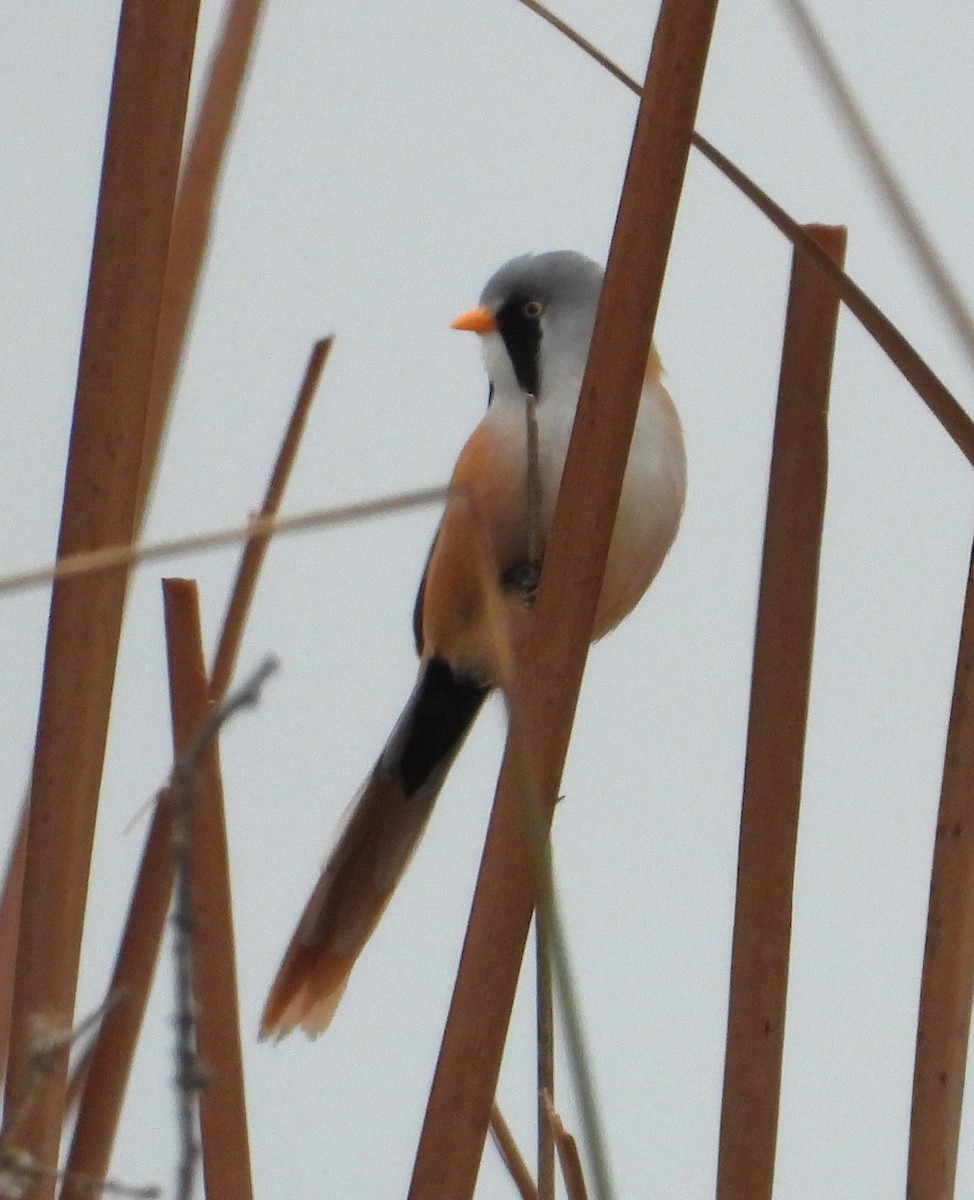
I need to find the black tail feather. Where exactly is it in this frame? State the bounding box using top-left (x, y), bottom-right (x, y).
top-left (382, 657), bottom-right (488, 797)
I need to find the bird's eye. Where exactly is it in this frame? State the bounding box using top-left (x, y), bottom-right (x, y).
top-left (523, 299), bottom-right (544, 319)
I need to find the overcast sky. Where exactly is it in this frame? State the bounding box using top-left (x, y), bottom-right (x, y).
top-left (3, 1), bottom-right (974, 1196)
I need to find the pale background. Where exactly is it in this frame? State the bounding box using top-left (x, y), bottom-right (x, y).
top-left (2, 0), bottom-right (974, 1196)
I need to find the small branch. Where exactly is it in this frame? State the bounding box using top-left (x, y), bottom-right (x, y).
top-left (515, 0), bottom-right (636, 94)
top-left (0, 1154), bottom-right (160, 1200)
top-left (29, 990), bottom-right (131, 1085)
top-left (505, 735), bottom-right (613, 1200)
top-left (172, 658), bottom-right (278, 788)
top-left (137, 0), bottom-right (268, 528)
top-left (210, 337), bottom-right (332, 699)
top-left (776, 0), bottom-right (974, 369)
top-left (0, 995), bottom-right (153, 1200)
top-left (489, 1103), bottom-right (538, 1200)
top-left (541, 1090), bottom-right (589, 1200)
top-left (0, 487), bottom-right (448, 600)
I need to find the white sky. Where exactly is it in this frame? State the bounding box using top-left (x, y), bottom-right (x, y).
top-left (3, 0), bottom-right (974, 1196)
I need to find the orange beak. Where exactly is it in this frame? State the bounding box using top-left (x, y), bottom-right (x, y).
top-left (450, 305), bottom-right (497, 334)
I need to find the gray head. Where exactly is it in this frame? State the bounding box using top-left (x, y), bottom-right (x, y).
top-left (479, 250), bottom-right (603, 313)
top-left (461, 251), bottom-right (604, 399)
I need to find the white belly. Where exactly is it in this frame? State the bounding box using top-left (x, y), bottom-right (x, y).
top-left (595, 378), bottom-right (686, 637)
top-left (525, 375), bottom-right (685, 638)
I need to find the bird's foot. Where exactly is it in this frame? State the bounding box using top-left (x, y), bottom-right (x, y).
top-left (501, 559), bottom-right (542, 605)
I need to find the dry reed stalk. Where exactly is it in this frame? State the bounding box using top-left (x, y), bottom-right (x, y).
top-left (60, 789), bottom-right (179, 1200)
top-left (524, 380), bottom-right (554, 1200)
top-left (0, 487), bottom-right (447, 601)
top-left (0, 804), bottom-right (27, 1082)
top-left (541, 1091), bottom-right (589, 1200)
top-left (162, 579), bottom-right (254, 1200)
top-left (1, 995), bottom-right (154, 1200)
top-left (907, 535), bottom-right (974, 1199)
top-left (63, 340), bottom-right (327, 1189)
top-left (59, 0), bottom-right (267, 1177)
top-left (407, 3), bottom-right (718, 1197)
top-left (136, 0), bottom-right (268, 526)
top-left (210, 337), bottom-right (332, 697)
top-left (2, 3), bottom-right (201, 1188)
top-left (515, 0), bottom-right (974, 466)
top-left (688, 137), bottom-right (974, 467)
top-left (536, 911), bottom-right (555, 1200)
top-left (716, 224), bottom-right (845, 1200)
top-left (489, 1103), bottom-right (539, 1200)
top-left (776, 0), bottom-right (974, 367)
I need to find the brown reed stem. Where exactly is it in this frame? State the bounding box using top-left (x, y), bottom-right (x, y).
top-left (489, 1103), bottom-right (539, 1200)
top-left (164, 580), bottom-right (269, 1200)
top-left (2, 4), bottom-right (201, 1188)
top-left (3, 995), bottom-right (153, 1200)
top-left (60, 787), bottom-right (179, 1200)
top-left (407, 3), bottom-right (718, 1196)
top-left (907, 532), bottom-right (974, 1200)
top-left (541, 1091), bottom-right (589, 1200)
top-left (689, 135), bottom-right (974, 466)
top-left (210, 337), bottom-right (332, 698)
top-left (536, 910), bottom-right (555, 1200)
top-left (776, 0), bottom-right (974, 368)
top-left (136, 0), bottom-right (268, 527)
top-left (717, 224), bottom-right (845, 1200)
top-left (0, 803), bottom-right (28, 1082)
top-left (64, 338), bottom-right (327, 1186)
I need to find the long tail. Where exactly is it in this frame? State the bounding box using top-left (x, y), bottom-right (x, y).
top-left (260, 657), bottom-right (488, 1039)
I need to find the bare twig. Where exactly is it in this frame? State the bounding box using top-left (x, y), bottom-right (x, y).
top-left (688, 135), bottom-right (974, 464)
top-left (0, 994), bottom-right (151, 1200)
top-left (137, 0), bottom-right (268, 527)
top-left (210, 337), bottom-right (332, 699)
top-left (776, 0), bottom-right (974, 369)
top-left (168, 655), bottom-right (277, 1200)
top-left (508, 741), bottom-right (612, 1200)
top-left (171, 657), bottom-right (277, 794)
top-left (489, 1103), bottom-right (538, 1200)
top-left (0, 1154), bottom-right (160, 1200)
top-left (541, 1090), bottom-right (589, 1200)
top-left (524, 387), bottom-right (553, 1200)
top-left (0, 486), bottom-right (447, 600)
top-left (29, 991), bottom-right (131, 1085)
top-left (515, 0), bottom-right (636, 92)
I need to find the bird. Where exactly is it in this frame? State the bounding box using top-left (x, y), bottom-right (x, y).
top-left (259, 250), bottom-right (687, 1039)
